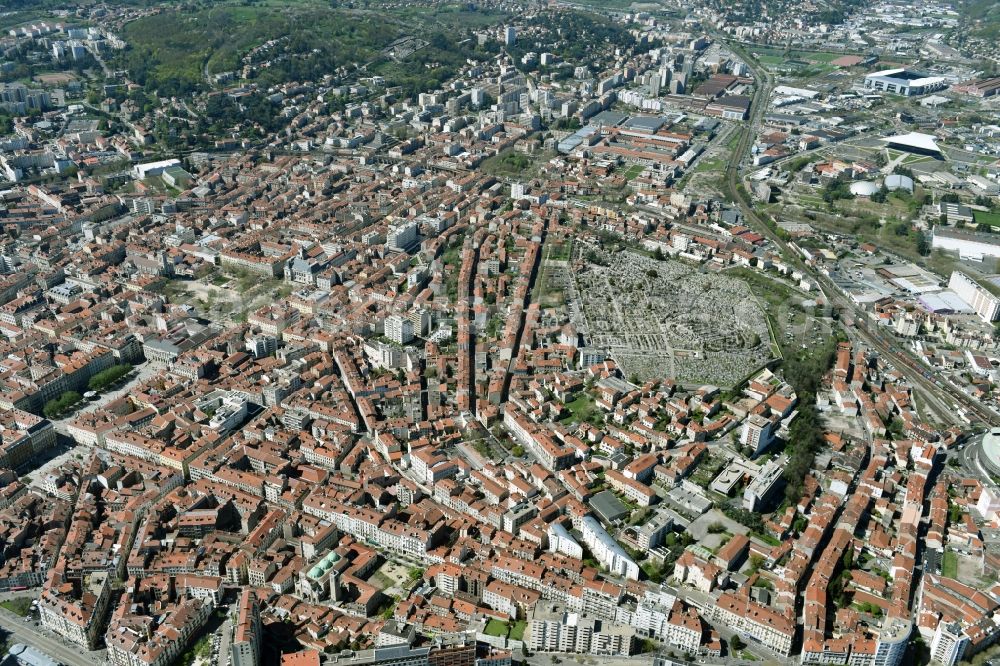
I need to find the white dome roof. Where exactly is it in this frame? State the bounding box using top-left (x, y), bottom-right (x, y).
top-left (850, 181), bottom-right (879, 197)
top-left (885, 174), bottom-right (914, 192)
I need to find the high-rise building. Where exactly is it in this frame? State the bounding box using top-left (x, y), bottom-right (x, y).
top-left (406, 308), bottom-right (432, 337)
top-left (873, 619), bottom-right (911, 666)
top-left (427, 642), bottom-right (475, 666)
top-left (504, 26), bottom-right (516, 46)
top-left (740, 413), bottom-right (775, 456)
top-left (743, 460), bottom-right (784, 511)
top-left (930, 622), bottom-right (968, 666)
top-left (385, 315), bottom-right (414, 345)
top-left (387, 222), bottom-right (418, 253)
top-left (579, 516), bottom-right (640, 580)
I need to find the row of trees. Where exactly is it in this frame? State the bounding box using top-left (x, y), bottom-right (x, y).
top-left (88, 364), bottom-right (132, 392)
top-left (40, 364), bottom-right (133, 419)
top-left (781, 332), bottom-right (844, 503)
top-left (43, 391), bottom-right (81, 419)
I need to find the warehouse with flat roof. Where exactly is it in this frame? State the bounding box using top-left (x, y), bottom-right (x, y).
top-left (932, 227), bottom-right (1000, 261)
top-left (953, 77), bottom-right (1000, 98)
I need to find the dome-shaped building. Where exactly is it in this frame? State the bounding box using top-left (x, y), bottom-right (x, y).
top-left (885, 174), bottom-right (914, 193)
top-left (849, 181), bottom-right (879, 197)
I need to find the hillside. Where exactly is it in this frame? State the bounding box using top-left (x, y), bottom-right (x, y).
top-left (112, 1), bottom-right (509, 96)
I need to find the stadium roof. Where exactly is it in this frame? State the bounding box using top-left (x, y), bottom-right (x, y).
top-left (881, 132), bottom-right (941, 154)
top-left (982, 429), bottom-right (1000, 475)
top-left (867, 68), bottom-right (944, 87)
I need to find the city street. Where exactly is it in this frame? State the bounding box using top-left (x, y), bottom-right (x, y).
top-left (0, 606), bottom-right (105, 666)
top-left (950, 434), bottom-right (993, 485)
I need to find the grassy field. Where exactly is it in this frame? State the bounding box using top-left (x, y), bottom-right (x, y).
top-left (731, 268), bottom-right (800, 310)
top-left (481, 149), bottom-right (553, 178)
top-left (482, 618), bottom-right (526, 641)
top-left (0, 597), bottom-right (32, 617)
top-left (974, 210), bottom-right (1000, 227)
top-left (509, 620), bottom-right (527, 641)
top-left (531, 243), bottom-right (566, 308)
top-left (751, 48), bottom-right (845, 74)
top-left (484, 619), bottom-right (508, 637)
top-left (942, 550), bottom-right (958, 579)
top-left (691, 155), bottom-right (726, 174)
top-left (562, 0), bottom-right (656, 8)
top-left (560, 391), bottom-right (601, 425)
top-left (623, 164), bottom-right (645, 180)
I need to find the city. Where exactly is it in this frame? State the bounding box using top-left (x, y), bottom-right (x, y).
top-left (0, 1), bottom-right (994, 666)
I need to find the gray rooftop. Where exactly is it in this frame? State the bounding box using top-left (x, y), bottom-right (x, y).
top-left (590, 489), bottom-right (629, 523)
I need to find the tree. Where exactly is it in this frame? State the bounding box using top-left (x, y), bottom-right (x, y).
top-left (43, 391), bottom-right (82, 419)
top-left (916, 234), bottom-right (930, 256)
top-left (88, 364), bottom-right (133, 392)
top-left (822, 180), bottom-right (854, 205)
top-left (975, 195), bottom-right (995, 210)
top-left (729, 635), bottom-right (745, 654)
